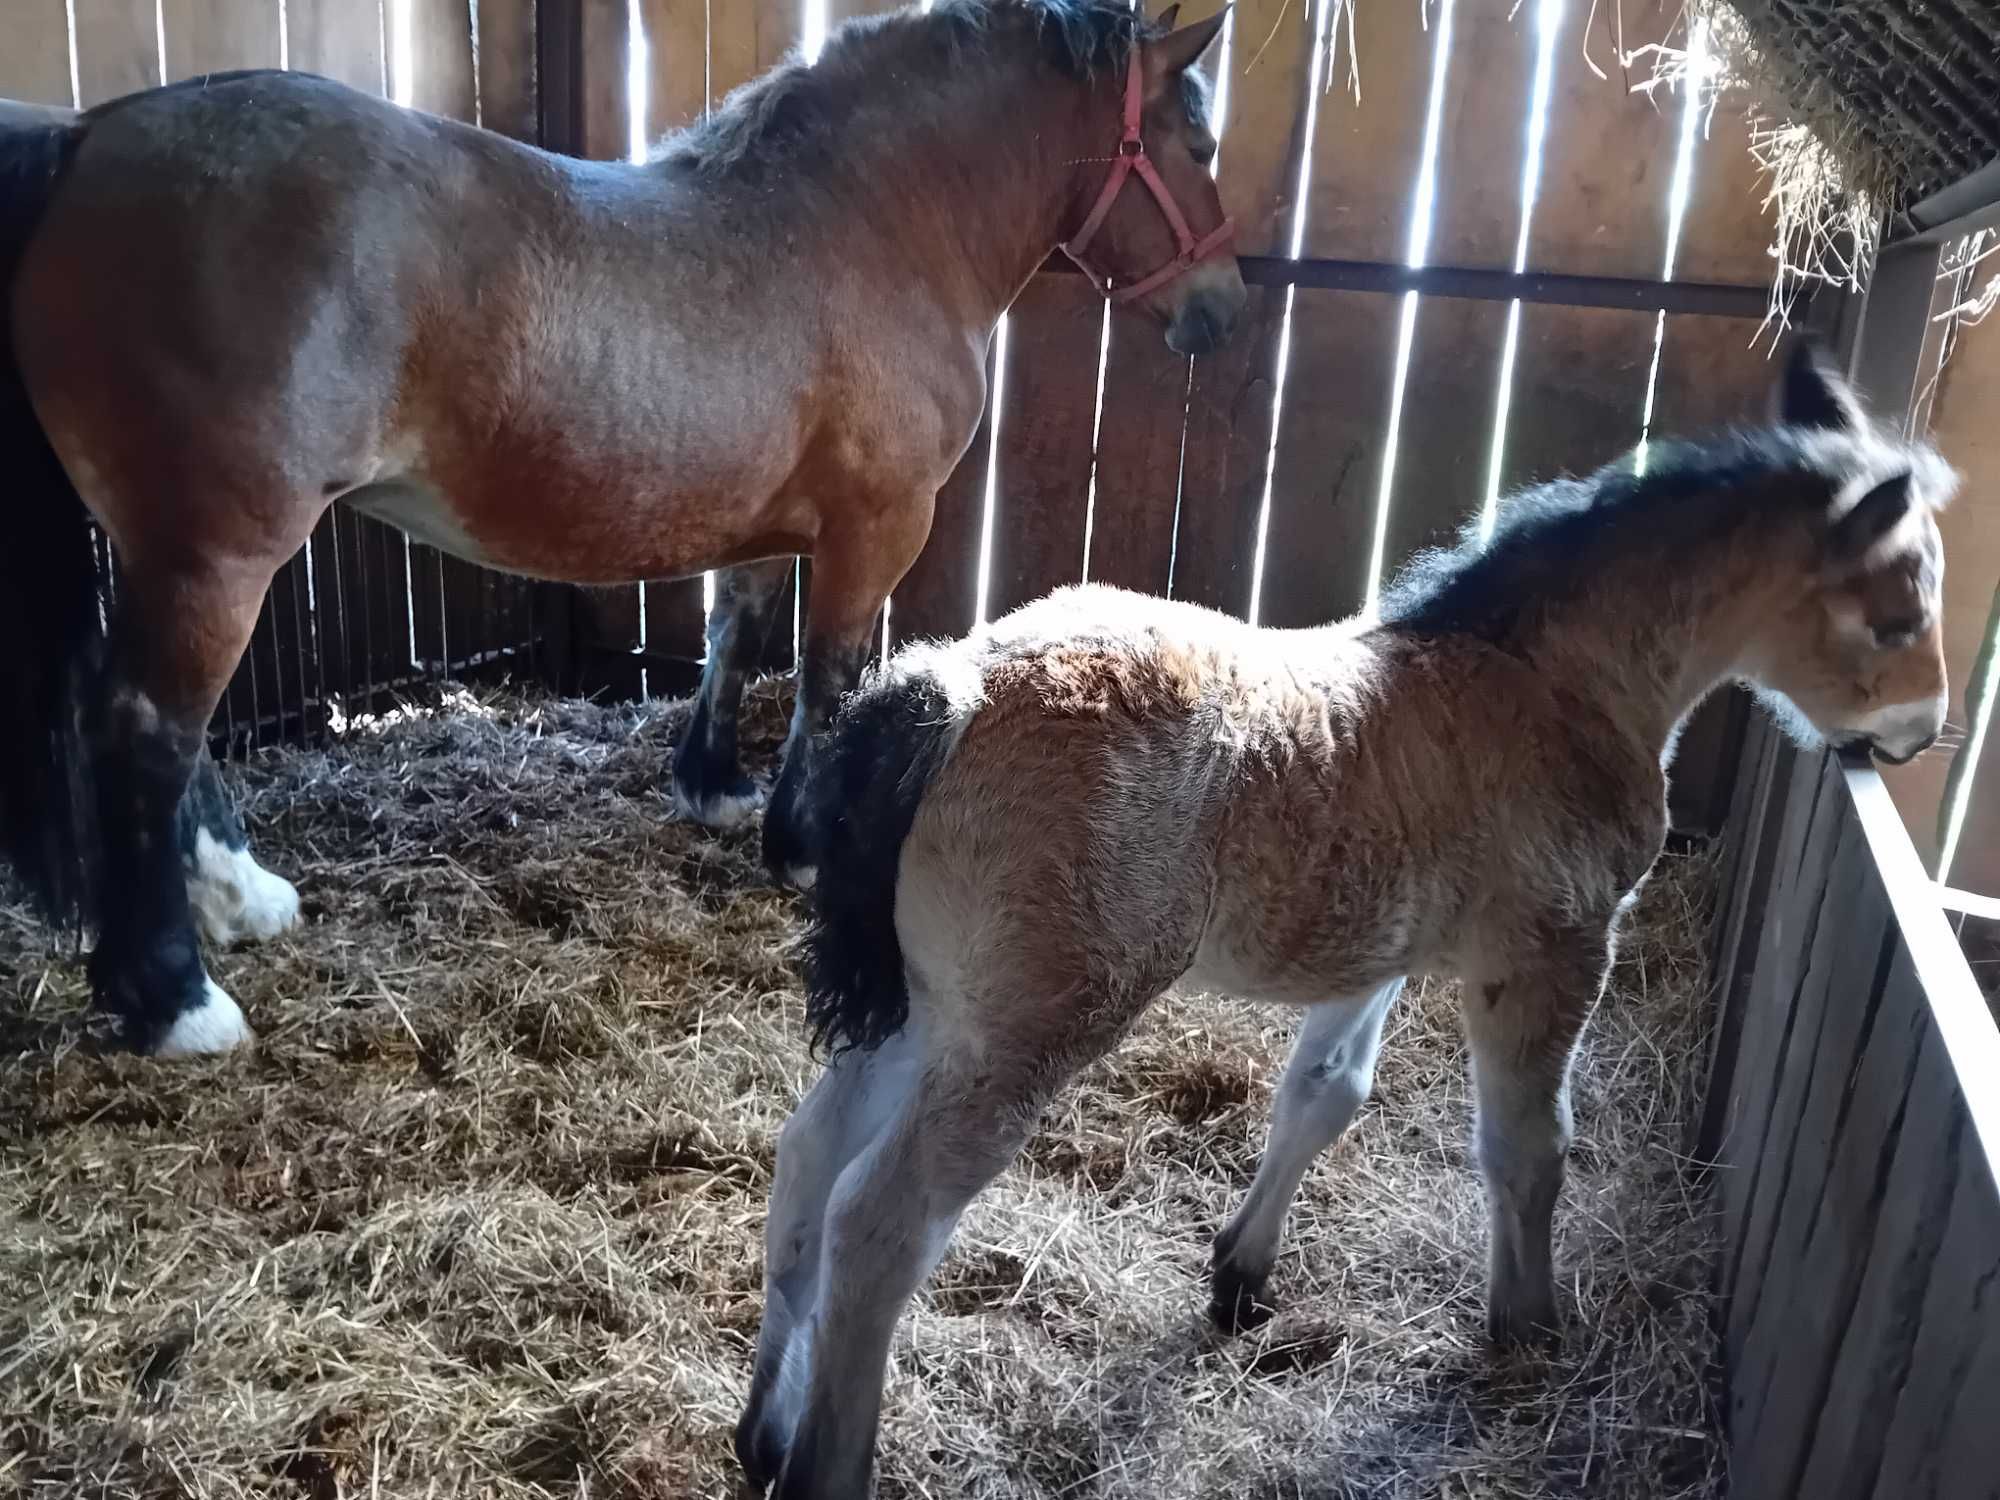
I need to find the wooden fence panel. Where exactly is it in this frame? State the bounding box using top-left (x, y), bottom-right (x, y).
top-left (1704, 719), bottom-right (2000, 1500)
top-left (1167, 0), bottom-right (1316, 617)
top-left (478, 0), bottom-right (538, 140)
top-left (1087, 0), bottom-right (1309, 609)
top-left (1, 2), bottom-right (75, 104)
top-left (162, 0), bottom-right (280, 77)
top-left (1224, 0), bottom-right (1432, 628)
top-left (984, 276), bottom-right (1107, 621)
top-left (288, 0), bottom-right (388, 92)
top-left (892, 339), bottom-right (996, 643)
top-left (72, 0), bottom-right (160, 105)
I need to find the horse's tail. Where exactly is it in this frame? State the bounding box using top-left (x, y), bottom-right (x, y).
top-left (800, 658), bottom-right (967, 1055)
top-left (0, 115), bottom-right (104, 932)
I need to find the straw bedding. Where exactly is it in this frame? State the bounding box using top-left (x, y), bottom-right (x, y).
top-left (2, 681), bottom-right (1727, 1499)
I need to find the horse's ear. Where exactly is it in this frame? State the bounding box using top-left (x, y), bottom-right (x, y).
top-left (1156, 4), bottom-right (1183, 28)
top-left (1150, 6), bottom-right (1230, 75)
top-left (1776, 334), bottom-right (1867, 432)
top-left (1830, 473), bottom-right (1914, 562)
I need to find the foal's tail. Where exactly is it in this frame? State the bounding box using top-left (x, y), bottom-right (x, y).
top-left (800, 662), bottom-right (963, 1056)
top-left (0, 116), bottom-right (104, 931)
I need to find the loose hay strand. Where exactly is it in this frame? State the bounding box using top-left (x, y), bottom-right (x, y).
top-left (3, 682), bottom-right (1726, 1498)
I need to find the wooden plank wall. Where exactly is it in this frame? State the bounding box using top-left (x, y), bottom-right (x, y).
top-left (1701, 715), bottom-right (2000, 1499)
top-left (4, 0), bottom-right (548, 751)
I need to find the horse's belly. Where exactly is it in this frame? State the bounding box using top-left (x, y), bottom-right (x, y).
top-left (343, 483), bottom-right (501, 569)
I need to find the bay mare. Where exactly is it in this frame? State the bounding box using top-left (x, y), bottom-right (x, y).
top-left (0, 0), bottom-right (1243, 1055)
top-left (738, 344), bottom-right (1955, 1497)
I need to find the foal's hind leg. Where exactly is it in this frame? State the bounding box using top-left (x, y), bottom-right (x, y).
top-left (1211, 979), bottom-right (1402, 1331)
top-left (775, 1050), bottom-right (1048, 1500)
top-left (671, 558), bottom-right (793, 829)
top-left (178, 751), bottom-right (300, 946)
top-left (737, 1026), bottom-right (923, 1490)
top-left (1462, 937), bottom-right (1612, 1344)
top-left (89, 558), bottom-right (276, 1054)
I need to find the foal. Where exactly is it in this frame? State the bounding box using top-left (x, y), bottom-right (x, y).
top-left (0, 0), bottom-right (1241, 1053)
top-left (737, 343), bottom-right (1956, 1496)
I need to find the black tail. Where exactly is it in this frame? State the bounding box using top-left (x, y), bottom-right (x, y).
top-left (800, 666), bottom-right (961, 1055)
top-left (0, 117), bottom-right (103, 932)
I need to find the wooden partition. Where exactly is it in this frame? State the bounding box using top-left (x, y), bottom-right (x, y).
top-left (1701, 713), bottom-right (2000, 1498)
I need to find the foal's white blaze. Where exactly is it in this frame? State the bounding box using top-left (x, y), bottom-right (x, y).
top-left (188, 829), bottom-right (303, 946)
top-left (156, 977), bottom-right (255, 1057)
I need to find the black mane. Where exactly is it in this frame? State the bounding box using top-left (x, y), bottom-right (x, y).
top-left (1379, 428), bottom-right (1832, 641)
top-left (657, 0), bottom-right (1197, 180)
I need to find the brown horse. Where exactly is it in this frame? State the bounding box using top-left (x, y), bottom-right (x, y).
top-left (0, 0), bottom-right (1243, 1055)
top-left (739, 342), bottom-right (1955, 1496)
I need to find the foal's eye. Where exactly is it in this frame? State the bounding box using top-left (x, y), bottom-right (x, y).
top-left (1191, 139), bottom-right (1217, 166)
top-left (1874, 617), bottom-right (1922, 648)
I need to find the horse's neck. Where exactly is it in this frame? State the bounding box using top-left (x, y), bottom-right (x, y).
top-left (1523, 513), bottom-right (1773, 759)
top-left (789, 63), bottom-right (1099, 327)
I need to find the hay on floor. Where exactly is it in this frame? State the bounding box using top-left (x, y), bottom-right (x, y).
top-left (1, 681), bottom-right (1727, 1499)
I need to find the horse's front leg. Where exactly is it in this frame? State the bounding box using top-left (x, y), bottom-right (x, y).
top-left (671, 558), bottom-right (794, 829)
top-left (761, 512), bottom-right (924, 889)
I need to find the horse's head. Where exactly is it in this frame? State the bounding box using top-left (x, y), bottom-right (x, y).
top-left (1746, 340), bottom-right (1959, 767)
top-left (1063, 5), bottom-right (1246, 355)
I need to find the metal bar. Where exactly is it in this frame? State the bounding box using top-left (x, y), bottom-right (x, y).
top-left (1039, 254), bottom-right (1774, 318)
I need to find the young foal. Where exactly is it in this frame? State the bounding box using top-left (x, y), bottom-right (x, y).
top-left (737, 344), bottom-right (1956, 1497)
top-left (0, 0), bottom-right (1242, 1054)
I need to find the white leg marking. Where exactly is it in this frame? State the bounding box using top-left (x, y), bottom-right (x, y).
top-left (188, 829), bottom-right (301, 946)
top-left (669, 779), bottom-right (768, 830)
top-left (156, 977), bottom-right (255, 1057)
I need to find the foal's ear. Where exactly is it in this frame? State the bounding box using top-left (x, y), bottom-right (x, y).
top-left (1150, 6), bottom-right (1231, 75)
top-left (1830, 473), bottom-right (1914, 562)
top-left (1776, 335), bottom-right (1868, 432)
top-left (1156, 3), bottom-right (1183, 27)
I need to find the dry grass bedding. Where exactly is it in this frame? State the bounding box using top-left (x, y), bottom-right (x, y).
top-left (1, 681), bottom-right (1727, 1499)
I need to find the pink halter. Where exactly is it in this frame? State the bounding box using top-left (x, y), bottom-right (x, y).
top-left (1062, 47), bottom-right (1237, 305)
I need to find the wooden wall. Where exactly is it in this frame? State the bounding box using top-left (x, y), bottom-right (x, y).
top-left (1701, 715), bottom-right (2000, 1498)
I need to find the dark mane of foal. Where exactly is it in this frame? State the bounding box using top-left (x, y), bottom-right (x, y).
top-left (1379, 429), bottom-right (1837, 643)
top-left (656, 0), bottom-right (1209, 180)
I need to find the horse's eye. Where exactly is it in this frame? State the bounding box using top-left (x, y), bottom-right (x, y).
top-left (1874, 617), bottom-right (1922, 648)
top-left (1191, 139), bottom-right (1217, 167)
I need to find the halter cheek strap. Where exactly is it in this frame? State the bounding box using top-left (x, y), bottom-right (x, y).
top-left (1061, 48), bottom-right (1236, 305)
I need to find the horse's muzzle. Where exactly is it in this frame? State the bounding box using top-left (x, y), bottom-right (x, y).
top-left (1166, 279), bottom-right (1247, 357)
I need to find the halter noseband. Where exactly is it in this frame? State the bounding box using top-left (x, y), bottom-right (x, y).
top-left (1061, 47), bottom-right (1236, 305)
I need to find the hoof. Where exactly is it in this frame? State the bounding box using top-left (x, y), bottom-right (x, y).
top-left (154, 978), bottom-right (255, 1058)
top-left (735, 1404), bottom-right (786, 1495)
top-left (1210, 1262), bottom-right (1277, 1334)
top-left (1485, 1300), bottom-right (1562, 1350)
top-left (671, 775), bottom-right (768, 831)
top-left (188, 831), bottom-right (301, 946)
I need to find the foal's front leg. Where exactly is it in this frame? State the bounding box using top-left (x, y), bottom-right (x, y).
top-left (1211, 978), bottom-right (1402, 1330)
top-left (1461, 934), bottom-right (1614, 1344)
top-left (671, 558), bottom-right (794, 828)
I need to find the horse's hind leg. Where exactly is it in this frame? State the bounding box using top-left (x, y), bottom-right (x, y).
top-left (178, 751), bottom-right (300, 946)
top-left (736, 1025), bottom-right (923, 1489)
top-left (671, 558), bottom-right (793, 829)
top-left (1211, 978), bottom-right (1402, 1331)
top-left (1462, 937), bottom-right (1611, 1344)
top-left (89, 558), bottom-right (276, 1054)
